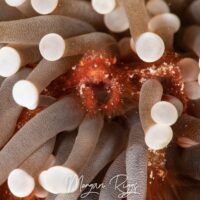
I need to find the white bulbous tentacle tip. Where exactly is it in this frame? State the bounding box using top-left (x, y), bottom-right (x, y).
top-left (0, 46), bottom-right (21, 77)
top-left (184, 81), bottom-right (200, 100)
top-left (135, 32), bottom-right (165, 62)
top-left (146, 0), bottom-right (170, 16)
top-left (148, 13), bottom-right (181, 33)
top-left (92, 0), bottom-right (116, 15)
top-left (39, 33), bottom-right (65, 62)
top-left (8, 169), bottom-right (35, 198)
top-left (39, 166), bottom-right (80, 194)
top-left (151, 101), bottom-right (178, 126)
top-left (104, 6), bottom-right (129, 33)
top-left (31, 0), bottom-right (59, 15)
top-left (12, 80), bottom-right (39, 110)
top-left (145, 124), bottom-right (173, 150)
top-left (5, 0), bottom-right (26, 7)
top-left (178, 58), bottom-right (199, 82)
